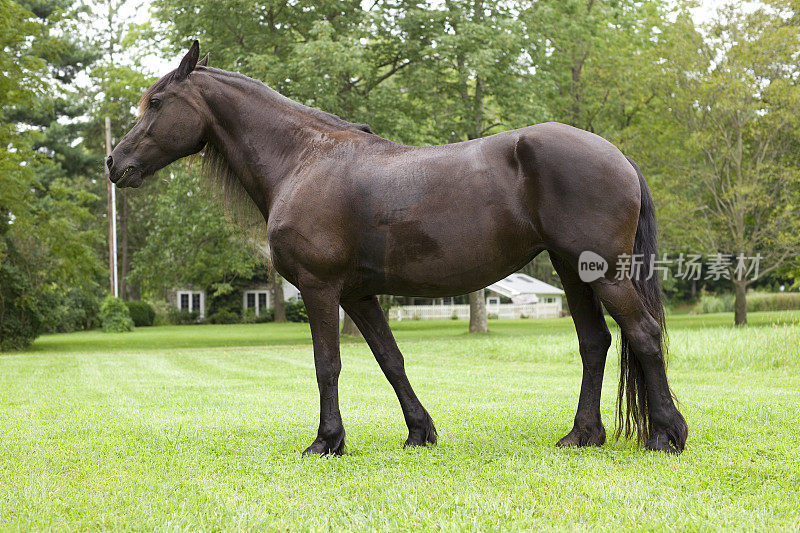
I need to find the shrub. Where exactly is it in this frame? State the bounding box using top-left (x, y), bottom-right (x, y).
top-left (697, 293), bottom-right (734, 314)
top-left (40, 286), bottom-right (101, 334)
top-left (147, 300), bottom-right (171, 326)
top-left (166, 307), bottom-right (200, 325)
top-left (695, 291), bottom-right (800, 314)
top-left (240, 308), bottom-right (256, 324)
top-left (0, 262), bottom-right (44, 351)
top-left (488, 313), bottom-right (499, 320)
top-left (207, 309), bottom-right (240, 324)
top-left (99, 295), bottom-right (134, 333)
top-left (125, 300), bottom-right (156, 327)
top-left (285, 298), bottom-right (308, 323)
top-left (746, 292), bottom-right (800, 312)
top-left (256, 307), bottom-right (275, 323)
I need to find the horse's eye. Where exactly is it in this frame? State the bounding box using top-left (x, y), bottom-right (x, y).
top-left (149, 98), bottom-right (161, 110)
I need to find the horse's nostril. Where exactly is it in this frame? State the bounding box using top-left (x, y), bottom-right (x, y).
top-left (106, 155), bottom-right (113, 170)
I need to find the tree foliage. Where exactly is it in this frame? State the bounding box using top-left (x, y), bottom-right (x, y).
top-left (649, 2), bottom-right (800, 323)
top-left (3, 0), bottom-right (800, 346)
top-left (129, 164), bottom-right (264, 299)
top-left (1, 0), bottom-right (105, 348)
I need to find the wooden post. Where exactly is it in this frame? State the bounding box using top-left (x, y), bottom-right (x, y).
top-left (105, 117), bottom-right (118, 298)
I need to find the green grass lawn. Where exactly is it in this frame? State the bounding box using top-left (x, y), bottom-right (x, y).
top-left (1, 311), bottom-right (799, 530)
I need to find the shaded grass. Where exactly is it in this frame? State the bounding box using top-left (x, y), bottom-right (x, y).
top-left (1, 311), bottom-right (799, 530)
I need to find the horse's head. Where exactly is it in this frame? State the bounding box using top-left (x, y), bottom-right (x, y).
top-left (107, 41), bottom-right (209, 188)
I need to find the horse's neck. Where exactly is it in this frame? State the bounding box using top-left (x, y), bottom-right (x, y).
top-left (197, 72), bottom-right (313, 215)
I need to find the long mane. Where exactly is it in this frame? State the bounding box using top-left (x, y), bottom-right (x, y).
top-left (197, 141), bottom-right (264, 235)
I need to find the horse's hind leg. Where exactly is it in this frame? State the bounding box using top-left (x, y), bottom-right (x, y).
top-left (342, 296), bottom-right (437, 447)
top-left (591, 278), bottom-right (688, 453)
top-left (552, 254), bottom-right (611, 447)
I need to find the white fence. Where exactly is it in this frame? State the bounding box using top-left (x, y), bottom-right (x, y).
top-left (388, 302), bottom-right (562, 321)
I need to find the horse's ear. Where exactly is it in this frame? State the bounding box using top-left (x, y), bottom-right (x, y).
top-left (176, 40), bottom-right (200, 80)
top-left (197, 52), bottom-right (209, 67)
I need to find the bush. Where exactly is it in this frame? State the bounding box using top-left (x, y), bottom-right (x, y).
top-left (207, 309), bottom-right (240, 324)
top-left (166, 307), bottom-right (200, 325)
top-left (40, 286), bottom-right (101, 334)
top-left (694, 291), bottom-right (800, 314)
top-left (746, 292), bottom-right (800, 312)
top-left (125, 300), bottom-right (156, 327)
top-left (697, 293), bottom-right (734, 314)
top-left (256, 307), bottom-right (274, 323)
top-left (99, 295), bottom-right (134, 333)
top-left (0, 262), bottom-right (44, 351)
top-left (240, 308), bottom-right (256, 324)
top-left (285, 298), bottom-right (308, 323)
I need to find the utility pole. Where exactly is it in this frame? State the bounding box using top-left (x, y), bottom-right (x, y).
top-left (105, 116), bottom-right (119, 298)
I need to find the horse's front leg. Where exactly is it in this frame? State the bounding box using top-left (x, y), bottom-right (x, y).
top-left (299, 280), bottom-right (346, 456)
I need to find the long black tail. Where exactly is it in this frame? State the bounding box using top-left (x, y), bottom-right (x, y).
top-left (616, 157), bottom-right (668, 444)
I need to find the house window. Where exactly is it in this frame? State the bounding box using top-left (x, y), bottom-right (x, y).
top-left (545, 297), bottom-right (555, 303)
top-left (243, 290), bottom-right (272, 316)
top-left (486, 296), bottom-right (500, 306)
top-left (176, 290), bottom-right (204, 317)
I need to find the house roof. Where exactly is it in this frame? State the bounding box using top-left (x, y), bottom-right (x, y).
top-left (487, 273), bottom-right (565, 298)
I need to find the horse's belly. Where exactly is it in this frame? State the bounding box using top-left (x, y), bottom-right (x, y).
top-left (355, 209), bottom-right (541, 298)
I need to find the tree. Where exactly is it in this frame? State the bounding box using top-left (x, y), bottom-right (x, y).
top-left (1, 0), bottom-right (104, 348)
top-left (129, 164), bottom-right (264, 301)
top-left (522, 0), bottom-right (668, 138)
top-left (271, 269), bottom-right (287, 323)
top-left (652, 3), bottom-right (800, 325)
top-left (399, 0), bottom-right (530, 332)
top-left (81, 0), bottom-right (158, 300)
top-left (341, 313), bottom-right (362, 337)
top-left (152, 0), bottom-right (436, 143)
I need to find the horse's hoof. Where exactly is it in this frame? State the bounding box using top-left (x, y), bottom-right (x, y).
top-left (302, 433), bottom-right (346, 457)
top-left (645, 434), bottom-right (681, 454)
top-left (404, 414), bottom-right (437, 448)
top-left (646, 417), bottom-right (687, 454)
top-left (556, 425), bottom-right (606, 448)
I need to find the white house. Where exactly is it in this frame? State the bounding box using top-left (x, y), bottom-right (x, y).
top-left (170, 278), bottom-right (301, 319)
top-left (389, 273), bottom-right (565, 320)
top-left (172, 273), bottom-right (564, 321)
top-left (485, 273), bottom-right (565, 307)
top-left (240, 280), bottom-right (301, 317)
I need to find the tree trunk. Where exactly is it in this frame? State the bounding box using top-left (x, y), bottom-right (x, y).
top-left (733, 280), bottom-right (747, 326)
top-left (469, 289), bottom-right (488, 333)
top-left (271, 270), bottom-right (286, 322)
top-left (341, 312), bottom-right (362, 337)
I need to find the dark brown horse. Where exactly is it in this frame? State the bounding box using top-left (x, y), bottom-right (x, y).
top-left (108, 42), bottom-right (687, 455)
